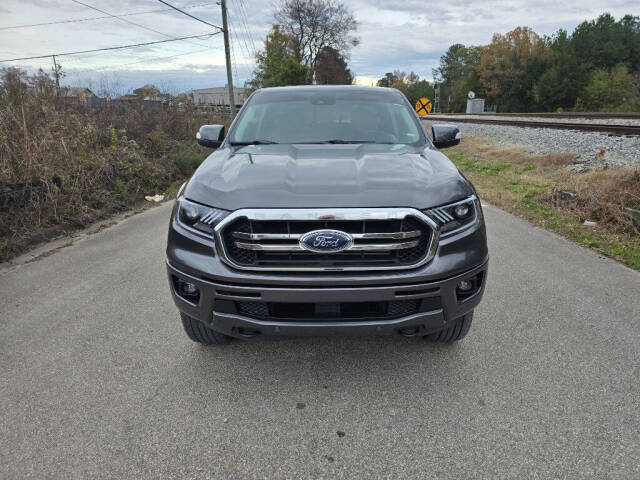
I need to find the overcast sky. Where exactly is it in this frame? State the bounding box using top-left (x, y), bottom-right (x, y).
top-left (0, 0), bottom-right (637, 94)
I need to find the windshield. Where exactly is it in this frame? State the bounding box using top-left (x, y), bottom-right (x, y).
top-left (229, 89), bottom-right (424, 145)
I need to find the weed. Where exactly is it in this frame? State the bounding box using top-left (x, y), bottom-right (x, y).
top-left (163, 185), bottom-right (179, 198)
top-left (449, 138), bottom-right (640, 270)
top-left (168, 152), bottom-right (204, 176)
top-left (0, 67), bottom-right (226, 262)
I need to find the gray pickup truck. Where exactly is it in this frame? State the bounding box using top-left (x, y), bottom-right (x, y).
top-left (166, 86), bottom-right (488, 345)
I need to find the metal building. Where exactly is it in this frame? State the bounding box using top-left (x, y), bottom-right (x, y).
top-left (192, 86), bottom-right (247, 106)
top-left (466, 98), bottom-right (485, 114)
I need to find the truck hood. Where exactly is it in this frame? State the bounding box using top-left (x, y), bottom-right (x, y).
top-left (184, 143), bottom-right (473, 210)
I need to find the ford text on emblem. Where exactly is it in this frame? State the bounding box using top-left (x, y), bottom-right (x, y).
top-left (299, 230), bottom-right (353, 253)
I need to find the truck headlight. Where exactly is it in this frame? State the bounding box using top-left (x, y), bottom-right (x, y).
top-left (177, 198), bottom-right (229, 235)
top-left (425, 196), bottom-right (478, 236)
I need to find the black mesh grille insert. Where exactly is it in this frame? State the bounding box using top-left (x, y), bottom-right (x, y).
top-left (221, 216), bottom-right (431, 269)
top-left (236, 299), bottom-right (421, 322)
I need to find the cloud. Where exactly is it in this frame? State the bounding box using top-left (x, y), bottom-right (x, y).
top-left (1, 0), bottom-right (636, 91)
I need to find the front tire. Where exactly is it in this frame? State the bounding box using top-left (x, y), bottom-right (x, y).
top-left (426, 311), bottom-right (473, 343)
top-left (180, 312), bottom-right (232, 345)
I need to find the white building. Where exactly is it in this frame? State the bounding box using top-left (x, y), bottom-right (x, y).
top-left (192, 86), bottom-right (247, 106)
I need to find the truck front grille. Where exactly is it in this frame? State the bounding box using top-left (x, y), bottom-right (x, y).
top-left (214, 209), bottom-right (437, 272)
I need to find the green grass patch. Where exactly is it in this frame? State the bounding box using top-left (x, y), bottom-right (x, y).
top-left (448, 143), bottom-right (640, 271)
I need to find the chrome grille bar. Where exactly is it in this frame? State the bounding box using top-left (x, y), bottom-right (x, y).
top-left (235, 240), bottom-right (420, 252)
top-left (213, 208), bottom-right (440, 272)
top-left (358, 231), bottom-right (421, 240)
top-left (232, 230), bottom-right (421, 241)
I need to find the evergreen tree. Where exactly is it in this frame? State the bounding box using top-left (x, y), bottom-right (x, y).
top-left (247, 26), bottom-right (310, 90)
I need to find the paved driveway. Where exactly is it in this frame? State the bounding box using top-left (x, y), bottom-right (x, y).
top-left (1, 202), bottom-right (639, 479)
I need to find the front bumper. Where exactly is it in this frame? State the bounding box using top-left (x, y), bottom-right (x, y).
top-left (166, 199), bottom-right (488, 338)
top-left (166, 258), bottom-right (487, 338)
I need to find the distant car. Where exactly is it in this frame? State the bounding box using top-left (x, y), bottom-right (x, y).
top-left (166, 86), bottom-right (488, 344)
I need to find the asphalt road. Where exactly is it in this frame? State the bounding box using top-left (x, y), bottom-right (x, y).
top-left (1, 202), bottom-right (639, 479)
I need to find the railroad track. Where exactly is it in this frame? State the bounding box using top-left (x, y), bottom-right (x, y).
top-left (423, 115), bottom-right (640, 136)
top-left (433, 112), bottom-right (640, 120)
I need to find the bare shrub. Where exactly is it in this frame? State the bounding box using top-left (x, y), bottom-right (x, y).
top-left (0, 67), bottom-right (225, 261)
top-left (569, 169), bottom-right (640, 230)
top-left (456, 138), bottom-right (639, 234)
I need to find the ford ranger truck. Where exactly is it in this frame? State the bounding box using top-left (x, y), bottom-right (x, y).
top-left (166, 86), bottom-right (488, 345)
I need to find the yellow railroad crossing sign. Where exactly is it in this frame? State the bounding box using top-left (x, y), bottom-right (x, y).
top-left (415, 97), bottom-right (433, 116)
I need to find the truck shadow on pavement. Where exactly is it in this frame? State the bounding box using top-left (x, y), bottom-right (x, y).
top-left (177, 334), bottom-right (477, 400)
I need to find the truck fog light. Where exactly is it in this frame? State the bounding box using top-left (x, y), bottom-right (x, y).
top-left (181, 281), bottom-right (198, 294)
top-left (457, 280), bottom-right (473, 292)
top-left (174, 277), bottom-right (200, 303)
top-left (454, 204), bottom-right (470, 219)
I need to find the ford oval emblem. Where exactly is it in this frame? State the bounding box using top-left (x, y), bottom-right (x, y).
top-left (299, 229), bottom-right (353, 253)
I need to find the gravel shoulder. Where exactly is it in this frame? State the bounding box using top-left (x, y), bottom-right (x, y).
top-left (423, 119), bottom-right (640, 169)
top-left (429, 114), bottom-right (640, 126)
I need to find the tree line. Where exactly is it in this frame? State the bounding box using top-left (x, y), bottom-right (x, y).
top-left (247, 6), bottom-right (639, 113)
top-left (434, 13), bottom-right (640, 112)
top-left (375, 71), bottom-right (435, 109)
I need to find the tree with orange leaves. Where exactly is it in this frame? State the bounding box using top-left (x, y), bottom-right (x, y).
top-left (478, 27), bottom-right (548, 111)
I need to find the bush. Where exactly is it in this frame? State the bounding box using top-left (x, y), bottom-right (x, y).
top-left (576, 65), bottom-right (640, 111)
top-left (0, 67), bottom-right (224, 261)
top-left (570, 169), bottom-right (640, 230)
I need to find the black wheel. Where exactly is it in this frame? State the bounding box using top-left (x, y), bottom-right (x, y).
top-left (426, 311), bottom-right (473, 343)
top-left (180, 312), bottom-right (232, 345)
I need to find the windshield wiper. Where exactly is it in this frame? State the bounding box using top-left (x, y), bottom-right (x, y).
top-left (230, 139), bottom-right (279, 146)
top-left (291, 139), bottom-right (379, 144)
top-left (320, 139), bottom-right (375, 144)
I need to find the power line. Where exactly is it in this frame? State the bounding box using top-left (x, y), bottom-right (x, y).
top-left (153, 0), bottom-right (233, 114)
top-left (227, 9), bottom-right (255, 82)
top-left (235, 0), bottom-right (258, 56)
top-left (228, 22), bottom-right (241, 84)
top-left (228, 9), bottom-right (253, 61)
top-left (64, 46), bottom-right (219, 75)
top-left (155, 0), bottom-right (223, 30)
top-left (69, 0), bottom-right (213, 49)
top-left (0, 2), bottom-right (216, 31)
top-left (0, 32), bottom-right (220, 63)
top-left (56, 41), bottom-right (181, 64)
top-left (228, 14), bottom-right (254, 85)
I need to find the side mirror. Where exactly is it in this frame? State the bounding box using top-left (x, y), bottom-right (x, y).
top-left (432, 124), bottom-right (461, 149)
top-left (196, 124), bottom-right (225, 148)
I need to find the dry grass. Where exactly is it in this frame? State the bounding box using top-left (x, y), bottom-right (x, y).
top-left (570, 169), bottom-right (640, 229)
top-left (0, 67), bottom-right (226, 262)
top-left (461, 139), bottom-right (576, 167)
top-left (448, 138), bottom-right (640, 270)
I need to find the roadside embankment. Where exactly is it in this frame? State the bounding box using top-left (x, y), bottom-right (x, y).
top-left (447, 138), bottom-right (640, 270)
top-left (423, 117), bottom-right (640, 170)
top-left (0, 68), bottom-right (225, 262)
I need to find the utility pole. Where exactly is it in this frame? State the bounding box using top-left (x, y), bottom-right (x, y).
top-left (52, 55), bottom-right (60, 95)
top-left (220, 0), bottom-right (235, 117)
